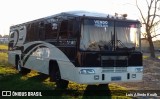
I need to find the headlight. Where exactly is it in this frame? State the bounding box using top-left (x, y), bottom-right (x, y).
top-left (79, 69), bottom-right (95, 74)
top-left (135, 68), bottom-right (143, 73)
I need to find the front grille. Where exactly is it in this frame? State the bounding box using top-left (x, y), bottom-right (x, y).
top-left (101, 56), bottom-right (128, 67)
top-left (102, 67), bottom-right (127, 73)
top-left (102, 60), bottom-right (128, 66)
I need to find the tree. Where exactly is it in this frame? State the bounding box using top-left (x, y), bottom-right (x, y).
top-left (136, 0), bottom-right (160, 58)
top-left (0, 34), bottom-right (2, 38)
top-left (3, 35), bottom-right (9, 38)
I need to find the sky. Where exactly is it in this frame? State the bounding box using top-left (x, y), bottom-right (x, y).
top-left (0, 0), bottom-right (149, 36)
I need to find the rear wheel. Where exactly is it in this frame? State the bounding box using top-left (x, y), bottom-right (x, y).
top-left (16, 59), bottom-right (30, 75)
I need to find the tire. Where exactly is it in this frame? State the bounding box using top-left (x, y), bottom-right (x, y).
top-left (55, 69), bottom-right (69, 89)
top-left (50, 67), bottom-right (69, 89)
top-left (16, 59), bottom-right (30, 75)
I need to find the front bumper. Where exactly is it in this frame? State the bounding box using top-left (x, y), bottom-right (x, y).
top-left (72, 66), bottom-right (143, 84)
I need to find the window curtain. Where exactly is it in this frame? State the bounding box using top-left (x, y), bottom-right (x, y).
top-left (80, 25), bottom-right (113, 50)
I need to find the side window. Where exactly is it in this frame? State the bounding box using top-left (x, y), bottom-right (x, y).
top-left (59, 20), bottom-right (77, 39)
top-left (45, 23), bottom-right (58, 40)
top-left (26, 23), bottom-right (39, 41)
top-left (32, 48), bottom-right (50, 58)
top-left (39, 22), bottom-right (45, 40)
top-left (68, 21), bottom-right (79, 38)
top-left (32, 48), bottom-right (42, 57)
top-left (42, 48), bottom-right (50, 58)
top-left (59, 21), bottom-right (68, 39)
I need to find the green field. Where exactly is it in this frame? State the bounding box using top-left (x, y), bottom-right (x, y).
top-left (0, 45), bottom-right (132, 99)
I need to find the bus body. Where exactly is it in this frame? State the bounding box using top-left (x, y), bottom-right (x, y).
top-left (8, 11), bottom-right (143, 86)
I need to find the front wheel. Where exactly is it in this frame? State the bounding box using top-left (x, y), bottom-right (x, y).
top-left (16, 60), bottom-right (30, 75)
top-left (55, 70), bottom-right (69, 89)
top-left (50, 68), bottom-right (69, 89)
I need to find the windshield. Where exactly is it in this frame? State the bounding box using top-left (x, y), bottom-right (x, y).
top-left (80, 19), bottom-right (140, 51)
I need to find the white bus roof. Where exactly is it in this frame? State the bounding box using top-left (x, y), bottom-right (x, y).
top-left (11, 11), bottom-right (139, 28)
top-left (58, 11), bottom-right (113, 18)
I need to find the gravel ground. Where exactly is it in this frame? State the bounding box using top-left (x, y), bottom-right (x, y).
top-left (117, 58), bottom-right (160, 98)
top-left (118, 58), bottom-right (160, 90)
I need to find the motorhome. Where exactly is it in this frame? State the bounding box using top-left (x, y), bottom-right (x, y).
top-left (8, 11), bottom-right (143, 88)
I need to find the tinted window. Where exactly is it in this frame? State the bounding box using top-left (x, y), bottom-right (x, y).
top-left (59, 20), bottom-right (78, 39)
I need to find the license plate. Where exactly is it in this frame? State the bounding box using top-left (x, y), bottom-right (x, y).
top-left (111, 76), bottom-right (121, 81)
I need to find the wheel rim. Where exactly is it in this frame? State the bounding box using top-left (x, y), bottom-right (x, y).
top-left (17, 60), bottom-right (21, 72)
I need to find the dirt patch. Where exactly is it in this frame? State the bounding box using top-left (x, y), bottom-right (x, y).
top-left (118, 58), bottom-right (160, 90)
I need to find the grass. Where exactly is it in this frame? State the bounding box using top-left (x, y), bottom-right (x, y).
top-left (0, 67), bottom-right (131, 98)
top-left (0, 52), bottom-right (8, 59)
top-left (143, 55), bottom-right (160, 59)
top-left (0, 68), bottom-right (131, 98)
top-left (143, 55), bottom-right (149, 59)
top-left (0, 44), bottom-right (133, 98)
top-left (0, 44), bottom-right (8, 50)
top-left (0, 53), bottom-right (8, 65)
